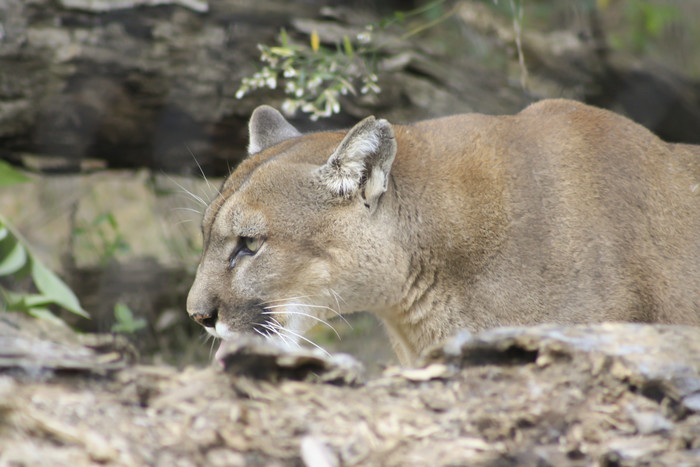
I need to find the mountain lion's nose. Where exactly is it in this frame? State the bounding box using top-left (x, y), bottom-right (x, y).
top-left (190, 308), bottom-right (217, 328)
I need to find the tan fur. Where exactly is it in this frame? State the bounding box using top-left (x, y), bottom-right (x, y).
top-left (187, 99), bottom-right (700, 365)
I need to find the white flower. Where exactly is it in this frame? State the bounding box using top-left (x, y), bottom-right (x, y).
top-left (307, 76), bottom-right (322, 91)
top-left (281, 100), bottom-right (299, 116)
top-left (361, 75), bottom-right (381, 95)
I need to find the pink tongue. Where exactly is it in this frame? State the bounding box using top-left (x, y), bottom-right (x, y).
top-left (214, 340), bottom-right (232, 367)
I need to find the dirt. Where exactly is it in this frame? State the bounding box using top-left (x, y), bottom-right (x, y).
top-left (1, 312), bottom-right (699, 466)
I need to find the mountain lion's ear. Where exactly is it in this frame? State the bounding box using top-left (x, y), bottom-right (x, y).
top-left (317, 116), bottom-right (397, 207)
top-left (248, 105), bottom-right (302, 154)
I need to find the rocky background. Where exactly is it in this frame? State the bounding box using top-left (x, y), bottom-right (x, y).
top-left (2, 0), bottom-right (699, 175)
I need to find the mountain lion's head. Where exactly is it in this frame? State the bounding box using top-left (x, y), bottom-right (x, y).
top-left (186, 105), bottom-right (402, 357)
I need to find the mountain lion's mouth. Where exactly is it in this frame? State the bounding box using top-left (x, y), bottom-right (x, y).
top-left (214, 330), bottom-right (301, 367)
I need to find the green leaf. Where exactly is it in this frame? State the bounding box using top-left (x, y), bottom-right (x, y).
top-left (280, 28), bottom-right (288, 47)
top-left (23, 294), bottom-right (58, 308)
top-left (270, 47), bottom-right (294, 57)
top-left (0, 236), bottom-right (27, 276)
top-left (4, 292), bottom-right (32, 312)
top-left (112, 302), bottom-right (146, 333)
top-left (0, 226), bottom-right (8, 241)
top-left (0, 160), bottom-right (31, 188)
top-left (27, 307), bottom-right (64, 325)
top-left (2, 291), bottom-right (54, 312)
top-left (92, 213), bottom-right (110, 227)
top-left (0, 241), bottom-right (27, 276)
top-left (106, 212), bottom-right (118, 229)
top-left (343, 35), bottom-right (354, 58)
top-left (1, 289), bottom-right (15, 311)
top-left (30, 257), bottom-right (89, 318)
top-left (114, 302), bottom-right (133, 323)
top-left (3, 289), bottom-right (24, 306)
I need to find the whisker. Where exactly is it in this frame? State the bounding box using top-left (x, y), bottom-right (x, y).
top-left (329, 294), bottom-right (352, 330)
top-left (329, 288), bottom-right (347, 304)
top-left (264, 303), bottom-right (351, 328)
top-left (262, 310), bottom-right (340, 339)
top-left (265, 303), bottom-right (315, 310)
top-left (259, 323), bottom-right (276, 339)
top-left (267, 317), bottom-right (330, 356)
top-left (171, 192), bottom-right (222, 209)
top-left (261, 295), bottom-right (314, 305)
top-left (171, 207), bottom-right (202, 215)
top-left (173, 219), bottom-right (195, 227)
top-left (327, 289), bottom-right (352, 329)
top-left (199, 332), bottom-right (218, 359)
top-left (186, 143), bottom-right (221, 200)
top-left (264, 303), bottom-right (335, 312)
top-left (266, 317), bottom-right (287, 334)
top-left (166, 175), bottom-right (209, 207)
top-left (265, 318), bottom-right (297, 346)
top-left (209, 337), bottom-right (218, 360)
top-left (261, 322), bottom-right (295, 347)
top-left (271, 323), bottom-right (331, 357)
top-left (329, 289), bottom-right (341, 313)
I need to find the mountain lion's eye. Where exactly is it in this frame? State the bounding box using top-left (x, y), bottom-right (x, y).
top-left (244, 236), bottom-right (262, 253)
top-left (228, 237), bottom-right (264, 269)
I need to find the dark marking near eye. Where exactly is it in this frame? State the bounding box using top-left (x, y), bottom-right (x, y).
top-left (228, 236), bottom-right (264, 269)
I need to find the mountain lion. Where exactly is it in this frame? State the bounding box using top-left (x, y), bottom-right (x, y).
top-left (187, 99), bottom-right (700, 365)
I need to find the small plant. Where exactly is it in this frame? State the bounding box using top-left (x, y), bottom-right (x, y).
top-left (0, 159), bottom-right (31, 188)
top-left (235, 27), bottom-right (381, 121)
top-left (73, 211), bottom-right (130, 265)
top-left (620, 0), bottom-right (681, 54)
top-left (111, 302), bottom-right (146, 334)
top-left (235, 1), bottom-right (514, 118)
top-left (0, 161), bottom-right (88, 321)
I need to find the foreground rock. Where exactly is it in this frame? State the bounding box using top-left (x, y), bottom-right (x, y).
top-left (1, 315), bottom-right (699, 465)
